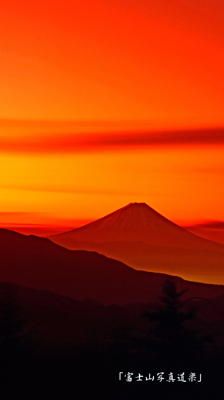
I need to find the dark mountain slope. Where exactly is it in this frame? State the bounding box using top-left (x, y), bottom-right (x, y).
top-left (0, 228), bottom-right (224, 305)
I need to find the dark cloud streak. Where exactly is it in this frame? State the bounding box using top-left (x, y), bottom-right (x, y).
top-left (0, 128), bottom-right (224, 153)
top-left (187, 221), bottom-right (224, 229)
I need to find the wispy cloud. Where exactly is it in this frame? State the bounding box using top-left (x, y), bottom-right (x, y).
top-left (0, 127), bottom-right (224, 153)
top-left (0, 211), bottom-right (39, 216)
top-left (0, 183), bottom-right (138, 197)
top-left (188, 221), bottom-right (224, 229)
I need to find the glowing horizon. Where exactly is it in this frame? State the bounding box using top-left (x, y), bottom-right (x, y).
top-left (1, 0), bottom-right (224, 239)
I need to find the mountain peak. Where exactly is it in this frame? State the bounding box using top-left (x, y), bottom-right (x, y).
top-left (48, 203), bottom-right (224, 284)
top-left (127, 202), bottom-right (147, 206)
top-left (50, 202), bottom-right (189, 245)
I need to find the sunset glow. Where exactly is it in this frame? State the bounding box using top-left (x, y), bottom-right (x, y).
top-left (2, 4), bottom-right (224, 395)
top-left (1, 0), bottom-right (224, 233)
top-left (1, 0), bottom-right (224, 124)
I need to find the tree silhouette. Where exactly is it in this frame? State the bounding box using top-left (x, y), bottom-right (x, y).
top-left (142, 279), bottom-right (208, 365)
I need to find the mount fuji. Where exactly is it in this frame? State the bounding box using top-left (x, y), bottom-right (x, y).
top-left (49, 203), bottom-right (224, 284)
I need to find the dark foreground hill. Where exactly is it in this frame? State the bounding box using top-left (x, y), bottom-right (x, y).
top-left (1, 280), bottom-right (224, 347)
top-left (1, 280), bottom-right (224, 400)
top-left (0, 228), bottom-right (224, 305)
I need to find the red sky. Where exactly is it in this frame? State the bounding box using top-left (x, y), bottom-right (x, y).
top-left (1, 0), bottom-right (224, 124)
top-left (0, 0), bottom-right (224, 232)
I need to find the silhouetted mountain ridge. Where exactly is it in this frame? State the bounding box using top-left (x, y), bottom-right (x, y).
top-left (0, 228), bottom-right (224, 305)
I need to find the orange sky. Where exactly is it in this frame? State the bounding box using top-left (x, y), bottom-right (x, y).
top-left (0, 0), bottom-right (224, 231)
top-left (1, 0), bottom-right (224, 124)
